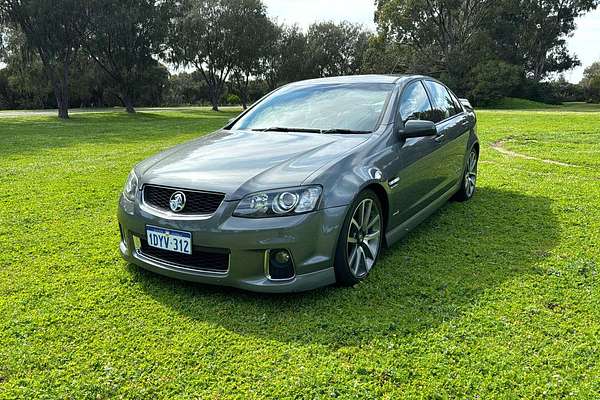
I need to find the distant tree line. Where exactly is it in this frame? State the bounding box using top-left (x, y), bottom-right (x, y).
top-left (0, 0), bottom-right (599, 118)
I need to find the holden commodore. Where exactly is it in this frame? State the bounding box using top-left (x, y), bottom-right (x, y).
top-left (117, 75), bottom-right (479, 293)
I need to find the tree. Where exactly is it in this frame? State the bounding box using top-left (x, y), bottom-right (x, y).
top-left (0, 30), bottom-right (53, 109)
top-left (167, 0), bottom-right (267, 111)
top-left (0, 22), bottom-right (172, 111)
top-left (376, 0), bottom-right (599, 99)
top-left (468, 60), bottom-right (522, 105)
top-left (487, 0), bottom-right (599, 81)
top-left (306, 21), bottom-right (371, 77)
top-left (81, 0), bottom-right (172, 113)
top-left (549, 75), bottom-right (586, 103)
top-left (261, 24), bottom-right (310, 90)
top-left (581, 61), bottom-right (600, 103)
top-left (360, 33), bottom-right (410, 74)
top-left (0, 24), bottom-right (7, 62)
top-left (0, 69), bottom-right (12, 108)
top-left (229, 6), bottom-right (272, 109)
top-left (376, 0), bottom-right (494, 90)
top-left (164, 71), bottom-right (210, 106)
top-left (0, 0), bottom-right (85, 118)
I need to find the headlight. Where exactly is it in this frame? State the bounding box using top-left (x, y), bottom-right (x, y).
top-left (123, 170), bottom-right (139, 202)
top-left (233, 186), bottom-right (322, 218)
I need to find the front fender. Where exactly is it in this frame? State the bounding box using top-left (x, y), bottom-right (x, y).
top-left (304, 129), bottom-right (396, 210)
top-left (313, 160), bottom-right (390, 210)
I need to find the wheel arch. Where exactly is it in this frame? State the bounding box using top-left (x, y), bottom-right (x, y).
top-left (361, 182), bottom-right (390, 245)
top-left (472, 140), bottom-right (480, 155)
top-left (333, 183), bottom-right (388, 285)
top-left (461, 138), bottom-right (480, 177)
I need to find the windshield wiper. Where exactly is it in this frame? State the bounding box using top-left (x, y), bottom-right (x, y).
top-left (320, 128), bottom-right (373, 135)
top-left (251, 127), bottom-right (322, 133)
top-left (251, 127), bottom-right (372, 134)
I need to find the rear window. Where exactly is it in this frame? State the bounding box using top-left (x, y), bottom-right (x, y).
top-left (423, 80), bottom-right (459, 123)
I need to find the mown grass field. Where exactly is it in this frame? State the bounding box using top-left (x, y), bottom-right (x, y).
top-left (1, 104), bottom-right (599, 399)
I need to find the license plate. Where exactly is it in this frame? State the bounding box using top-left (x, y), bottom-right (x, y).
top-left (146, 226), bottom-right (192, 255)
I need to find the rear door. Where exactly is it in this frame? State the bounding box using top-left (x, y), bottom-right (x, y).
top-left (422, 80), bottom-right (471, 192)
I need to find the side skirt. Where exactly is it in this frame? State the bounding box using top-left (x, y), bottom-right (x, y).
top-left (385, 182), bottom-right (460, 247)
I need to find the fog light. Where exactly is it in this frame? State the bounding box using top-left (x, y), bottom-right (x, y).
top-left (275, 250), bottom-right (290, 264)
top-left (119, 224), bottom-right (129, 253)
top-left (267, 249), bottom-right (295, 280)
top-left (133, 235), bottom-right (142, 251)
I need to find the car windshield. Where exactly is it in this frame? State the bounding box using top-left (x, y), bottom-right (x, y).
top-left (231, 83), bottom-right (395, 133)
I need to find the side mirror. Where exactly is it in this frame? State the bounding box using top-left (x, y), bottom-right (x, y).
top-left (459, 98), bottom-right (473, 111)
top-left (397, 120), bottom-right (437, 139)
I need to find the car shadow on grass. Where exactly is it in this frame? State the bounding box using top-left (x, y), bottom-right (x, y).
top-left (129, 187), bottom-right (559, 348)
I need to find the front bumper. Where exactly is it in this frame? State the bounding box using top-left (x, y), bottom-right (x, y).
top-left (117, 196), bottom-right (347, 293)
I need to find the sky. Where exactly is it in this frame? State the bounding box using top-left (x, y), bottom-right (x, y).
top-left (564, 8), bottom-right (600, 83)
top-left (264, 0), bottom-right (600, 83)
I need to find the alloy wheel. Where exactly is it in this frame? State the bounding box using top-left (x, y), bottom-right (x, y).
top-left (346, 198), bottom-right (382, 278)
top-left (465, 150), bottom-right (478, 198)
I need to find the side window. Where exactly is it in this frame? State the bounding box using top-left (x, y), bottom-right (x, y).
top-left (448, 90), bottom-right (464, 114)
top-left (399, 81), bottom-right (434, 122)
top-left (423, 81), bottom-right (458, 123)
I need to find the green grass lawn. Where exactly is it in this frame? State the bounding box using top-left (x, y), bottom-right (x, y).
top-left (487, 97), bottom-right (600, 113)
top-left (1, 106), bottom-right (599, 399)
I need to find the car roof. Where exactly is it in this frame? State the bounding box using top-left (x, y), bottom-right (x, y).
top-left (287, 74), bottom-right (427, 86)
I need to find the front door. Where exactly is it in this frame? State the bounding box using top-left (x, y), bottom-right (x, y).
top-left (387, 80), bottom-right (445, 227)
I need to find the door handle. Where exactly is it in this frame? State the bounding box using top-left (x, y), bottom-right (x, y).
top-left (434, 133), bottom-right (446, 143)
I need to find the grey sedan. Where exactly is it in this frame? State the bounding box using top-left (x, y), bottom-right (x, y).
top-left (117, 75), bottom-right (479, 293)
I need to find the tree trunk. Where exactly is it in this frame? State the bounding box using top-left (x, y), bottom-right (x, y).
top-left (199, 68), bottom-right (221, 112)
top-left (241, 85), bottom-right (248, 109)
top-left (122, 94), bottom-right (136, 114)
top-left (56, 95), bottom-right (69, 119)
top-left (54, 66), bottom-right (70, 120)
top-left (241, 74), bottom-right (249, 110)
top-left (209, 86), bottom-right (219, 111)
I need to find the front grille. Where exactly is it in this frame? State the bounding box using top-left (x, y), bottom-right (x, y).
top-left (143, 185), bottom-right (225, 215)
top-left (139, 238), bottom-right (229, 272)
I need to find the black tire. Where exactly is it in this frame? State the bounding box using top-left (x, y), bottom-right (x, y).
top-left (334, 189), bottom-right (384, 286)
top-left (453, 147), bottom-right (479, 202)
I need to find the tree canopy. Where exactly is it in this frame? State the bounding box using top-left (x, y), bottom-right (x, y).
top-left (0, 0), bottom-right (598, 114)
top-left (166, 0), bottom-right (270, 111)
top-left (375, 0), bottom-right (599, 102)
top-left (581, 61), bottom-right (600, 102)
top-left (0, 0), bottom-right (86, 118)
top-left (81, 0), bottom-right (173, 113)
top-left (306, 21), bottom-right (371, 77)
